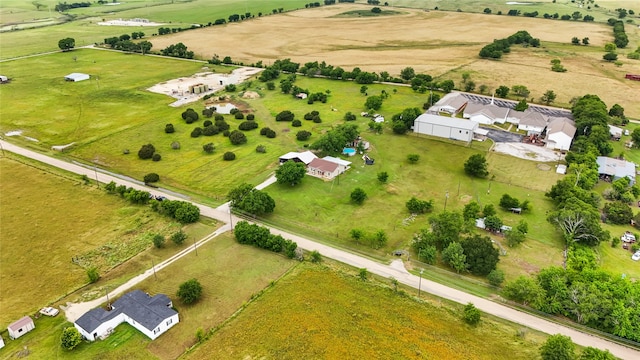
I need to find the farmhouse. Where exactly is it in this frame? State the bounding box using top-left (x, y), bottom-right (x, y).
top-left (429, 92), bottom-right (468, 115)
top-left (307, 158), bottom-right (341, 180)
top-left (8, 316), bottom-right (35, 340)
top-left (413, 113), bottom-right (478, 143)
top-left (279, 151), bottom-right (317, 165)
top-left (74, 290), bottom-right (178, 341)
top-left (596, 156), bottom-right (636, 185)
top-left (545, 118), bottom-right (576, 151)
top-left (64, 73), bottom-right (90, 82)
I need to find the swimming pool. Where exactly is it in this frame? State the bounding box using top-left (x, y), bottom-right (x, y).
top-left (342, 148), bottom-right (356, 156)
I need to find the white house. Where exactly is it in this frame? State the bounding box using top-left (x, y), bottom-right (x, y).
top-left (307, 158), bottom-right (340, 180)
top-left (517, 110), bottom-right (548, 135)
top-left (74, 290), bottom-right (179, 341)
top-left (430, 92), bottom-right (468, 115)
top-left (463, 102), bottom-right (509, 125)
top-left (8, 316), bottom-right (35, 340)
top-left (279, 151), bottom-right (317, 165)
top-left (322, 156), bottom-right (351, 173)
top-left (413, 113), bottom-right (478, 143)
top-left (64, 73), bottom-right (90, 82)
top-left (545, 118), bottom-right (576, 151)
top-left (596, 156), bottom-right (636, 185)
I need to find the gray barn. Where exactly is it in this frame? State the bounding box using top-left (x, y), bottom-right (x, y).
top-left (413, 114), bottom-right (478, 143)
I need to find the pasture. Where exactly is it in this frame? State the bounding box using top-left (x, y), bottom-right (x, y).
top-left (0, 154), bottom-right (195, 329)
top-left (0, 232), bottom-right (293, 360)
top-left (149, 4), bottom-right (640, 116)
top-left (185, 263), bottom-right (545, 360)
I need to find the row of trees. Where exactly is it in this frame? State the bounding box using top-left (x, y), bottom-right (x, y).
top-left (479, 30), bottom-right (540, 59)
top-left (234, 221), bottom-right (298, 258)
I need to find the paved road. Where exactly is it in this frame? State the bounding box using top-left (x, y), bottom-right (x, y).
top-left (486, 128), bottom-right (524, 143)
top-left (1, 140), bottom-right (638, 358)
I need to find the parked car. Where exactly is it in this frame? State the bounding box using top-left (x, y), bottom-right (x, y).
top-left (621, 231), bottom-right (636, 243)
top-left (632, 251), bottom-right (640, 261)
top-left (39, 307), bottom-right (59, 317)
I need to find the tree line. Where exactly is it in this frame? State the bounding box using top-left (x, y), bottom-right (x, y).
top-left (234, 221), bottom-right (299, 258)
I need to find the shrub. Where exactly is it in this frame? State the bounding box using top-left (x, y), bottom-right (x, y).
top-left (304, 112), bottom-right (314, 120)
top-left (309, 250), bottom-right (322, 263)
top-left (377, 171), bottom-right (389, 183)
top-left (191, 127), bottom-right (203, 138)
top-left (312, 115), bottom-right (322, 123)
top-left (171, 230), bottom-right (187, 245)
top-left (246, 114), bottom-right (255, 120)
top-left (153, 234), bottom-right (165, 248)
top-left (214, 114), bottom-right (224, 121)
top-left (223, 130), bottom-right (231, 137)
top-left (144, 173), bottom-right (160, 183)
top-left (203, 120), bottom-right (212, 127)
top-left (344, 111), bottom-right (356, 121)
top-left (239, 121), bottom-right (259, 131)
top-left (488, 269), bottom-right (505, 286)
top-left (202, 108), bottom-right (214, 118)
top-left (137, 144), bottom-right (155, 159)
top-left (406, 197), bottom-right (433, 214)
top-left (165, 123), bottom-right (175, 133)
top-left (225, 84), bottom-right (236, 92)
top-left (265, 129), bottom-right (276, 138)
top-left (234, 112), bottom-right (244, 120)
top-left (181, 108), bottom-right (199, 123)
top-left (292, 119), bottom-right (302, 127)
top-left (203, 125), bottom-right (219, 136)
top-left (152, 153), bottom-right (162, 162)
top-left (463, 303), bottom-right (481, 325)
top-left (215, 119), bottom-right (230, 131)
top-left (256, 145), bottom-right (267, 153)
top-left (202, 142), bottom-right (215, 153)
top-left (407, 154), bottom-right (420, 163)
top-left (296, 130), bottom-right (312, 141)
top-left (87, 267), bottom-right (99, 283)
top-left (223, 151), bottom-right (236, 160)
top-left (276, 110), bottom-right (295, 122)
top-left (60, 327), bottom-right (82, 350)
top-left (171, 141), bottom-right (181, 150)
top-left (229, 130), bottom-right (247, 144)
top-left (351, 187), bottom-right (367, 205)
top-left (177, 278), bottom-right (203, 304)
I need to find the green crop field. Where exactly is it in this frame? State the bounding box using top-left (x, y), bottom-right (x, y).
top-left (0, 154), bottom-right (204, 329)
top-left (0, 233), bottom-right (294, 360)
top-left (185, 263), bottom-right (547, 360)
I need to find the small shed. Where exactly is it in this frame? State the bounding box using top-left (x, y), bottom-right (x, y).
top-left (65, 73), bottom-right (90, 82)
top-left (8, 316), bottom-right (35, 340)
top-left (0, 75), bottom-right (8, 83)
top-left (0, 334), bottom-right (5, 349)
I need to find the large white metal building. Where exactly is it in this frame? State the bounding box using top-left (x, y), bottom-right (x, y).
top-left (413, 114), bottom-right (478, 143)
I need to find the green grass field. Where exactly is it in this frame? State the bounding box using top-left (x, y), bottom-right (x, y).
top-left (184, 262), bottom-right (546, 360)
top-left (0, 233), bottom-right (294, 360)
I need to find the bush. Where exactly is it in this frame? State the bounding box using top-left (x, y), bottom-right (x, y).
top-left (223, 151), bottom-right (236, 160)
top-left (203, 120), bottom-right (213, 127)
top-left (276, 110), bottom-right (295, 122)
top-left (312, 115), bottom-right (322, 123)
top-left (344, 111), bottom-right (356, 121)
top-left (153, 234), bottom-right (165, 248)
top-left (214, 114), bottom-right (224, 121)
top-left (177, 278), bottom-right (203, 304)
top-left (304, 112), bottom-right (314, 120)
top-left (60, 327), bottom-right (82, 350)
top-left (191, 127), bottom-right (203, 138)
top-left (309, 250), bottom-right (322, 263)
top-left (229, 130), bottom-right (247, 144)
top-left (256, 145), bottom-right (267, 153)
top-left (351, 187), bottom-right (367, 205)
top-left (138, 143), bottom-right (155, 159)
top-left (181, 108), bottom-right (199, 123)
top-left (144, 173), bottom-right (160, 183)
top-left (234, 112), bottom-right (244, 120)
top-left (202, 142), bottom-right (215, 153)
top-left (225, 84), bottom-right (236, 92)
top-left (406, 197), bottom-right (433, 214)
top-left (215, 119), bottom-right (230, 131)
top-left (171, 141), bottom-right (180, 150)
top-left (377, 171), bottom-right (389, 183)
top-left (246, 114), bottom-right (255, 120)
top-left (296, 130), bottom-right (312, 141)
top-left (407, 154), bottom-right (420, 163)
top-left (223, 130), bottom-right (231, 137)
top-left (487, 269), bottom-right (505, 286)
top-left (165, 123), bottom-right (175, 133)
top-left (203, 125), bottom-right (219, 136)
top-left (239, 121), bottom-right (259, 131)
top-left (152, 153), bottom-right (162, 162)
top-left (292, 119), bottom-right (302, 127)
top-left (463, 303), bottom-right (481, 325)
top-left (171, 230), bottom-right (187, 245)
top-left (87, 267), bottom-right (100, 283)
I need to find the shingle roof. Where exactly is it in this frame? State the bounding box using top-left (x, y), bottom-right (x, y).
top-left (517, 110), bottom-right (548, 128)
top-left (8, 316), bottom-right (33, 331)
top-left (547, 118), bottom-right (576, 137)
top-left (75, 290), bottom-right (176, 334)
top-left (308, 158), bottom-right (339, 173)
top-left (435, 92), bottom-right (468, 111)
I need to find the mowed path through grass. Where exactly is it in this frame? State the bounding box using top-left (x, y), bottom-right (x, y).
top-left (0, 156), bottom-right (178, 328)
top-left (185, 263), bottom-right (543, 359)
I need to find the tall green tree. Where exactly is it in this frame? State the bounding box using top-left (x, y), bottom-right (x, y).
top-left (177, 278), bottom-right (203, 304)
top-left (58, 37), bottom-right (75, 51)
top-left (442, 242), bottom-right (467, 273)
top-left (60, 327), bottom-right (82, 350)
top-left (461, 235), bottom-right (499, 276)
top-left (464, 154), bottom-right (489, 177)
top-left (275, 160), bottom-right (306, 186)
top-left (539, 334), bottom-right (575, 360)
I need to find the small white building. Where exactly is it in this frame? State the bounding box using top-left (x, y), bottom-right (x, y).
top-left (0, 334), bottom-right (5, 349)
top-left (0, 75), bottom-right (8, 83)
top-left (8, 316), bottom-right (35, 340)
top-left (608, 124), bottom-right (623, 139)
top-left (74, 290), bottom-right (178, 341)
top-left (545, 118), bottom-right (576, 151)
top-left (413, 113), bottom-right (478, 143)
top-left (64, 73), bottom-right (90, 82)
top-left (279, 151), bottom-right (317, 165)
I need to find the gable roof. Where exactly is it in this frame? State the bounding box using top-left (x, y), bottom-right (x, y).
top-left (517, 110), bottom-right (548, 128)
top-left (279, 151), bottom-right (317, 165)
top-left (308, 158), bottom-right (339, 173)
top-left (75, 290), bottom-right (176, 334)
top-left (596, 156), bottom-right (636, 180)
top-left (414, 113), bottom-right (478, 131)
top-left (64, 73), bottom-right (89, 81)
top-left (8, 316), bottom-right (33, 331)
top-left (322, 156), bottom-right (351, 167)
top-left (547, 118), bottom-right (576, 137)
top-left (434, 92), bottom-right (468, 111)
top-left (464, 102), bottom-right (509, 120)
top-left (608, 124), bottom-right (622, 137)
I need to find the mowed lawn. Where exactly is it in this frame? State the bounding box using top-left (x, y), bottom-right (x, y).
top-left (0, 233), bottom-right (294, 360)
top-left (0, 156), bottom-right (179, 328)
top-left (185, 263), bottom-right (544, 360)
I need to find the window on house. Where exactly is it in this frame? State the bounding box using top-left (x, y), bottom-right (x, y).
top-left (154, 328), bottom-right (160, 334)
top-left (18, 329), bottom-right (23, 333)
top-left (166, 319), bottom-right (172, 326)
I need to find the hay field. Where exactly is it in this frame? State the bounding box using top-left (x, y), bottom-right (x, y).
top-left (150, 5), bottom-right (640, 116)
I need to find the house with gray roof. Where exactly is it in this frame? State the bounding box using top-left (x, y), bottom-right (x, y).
top-left (429, 92), bottom-right (468, 115)
top-left (596, 156), bottom-right (636, 185)
top-left (545, 118), bottom-right (576, 151)
top-left (462, 101), bottom-right (509, 125)
top-left (516, 110), bottom-right (549, 135)
top-left (74, 290), bottom-right (178, 341)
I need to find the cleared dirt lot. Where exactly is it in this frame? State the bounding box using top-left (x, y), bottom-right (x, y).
top-left (151, 5), bottom-right (640, 115)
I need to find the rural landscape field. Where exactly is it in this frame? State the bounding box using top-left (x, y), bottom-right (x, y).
top-left (1, 0), bottom-right (640, 358)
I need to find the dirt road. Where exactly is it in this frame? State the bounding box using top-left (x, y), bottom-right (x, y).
top-left (1, 139), bottom-right (638, 358)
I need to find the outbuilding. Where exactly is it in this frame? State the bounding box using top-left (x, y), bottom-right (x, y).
top-left (8, 316), bottom-right (35, 340)
top-left (0, 75), bottom-right (8, 83)
top-left (413, 113), bottom-right (478, 143)
top-left (64, 73), bottom-right (90, 82)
